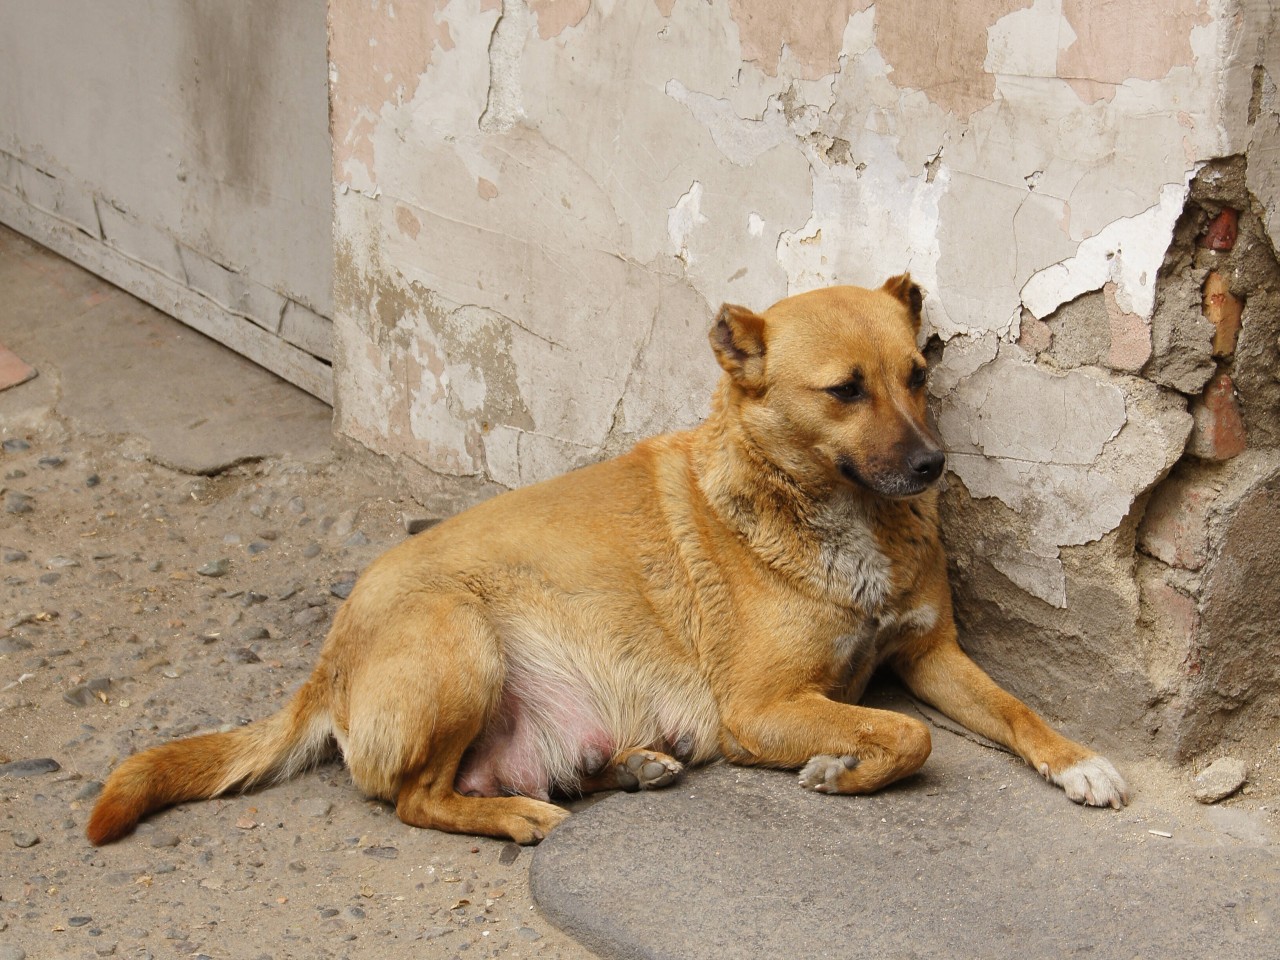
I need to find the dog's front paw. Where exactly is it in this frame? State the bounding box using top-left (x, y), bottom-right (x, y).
top-left (798, 754), bottom-right (860, 794)
top-left (1039, 755), bottom-right (1129, 809)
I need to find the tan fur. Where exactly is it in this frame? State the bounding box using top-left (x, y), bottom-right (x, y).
top-left (88, 278), bottom-right (1127, 848)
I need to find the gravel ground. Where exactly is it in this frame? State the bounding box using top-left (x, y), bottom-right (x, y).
top-left (0, 429), bottom-right (599, 960)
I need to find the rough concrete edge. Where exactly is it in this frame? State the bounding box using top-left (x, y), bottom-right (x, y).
top-left (0, 185), bottom-right (335, 405)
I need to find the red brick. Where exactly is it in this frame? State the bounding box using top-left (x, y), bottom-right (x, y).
top-left (1199, 208), bottom-right (1238, 251)
top-left (1188, 372), bottom-right (1247, 461)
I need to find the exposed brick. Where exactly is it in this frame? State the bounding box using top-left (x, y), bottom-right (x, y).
top-left (1145, 578), bottom-right (1201, 648)
top-left (1202, 271), bottom-right (1242, 358)
top-left (1139, 474), bottom-right (1215, 570)
top-left (1103, 281), bottom-right (1151, 372)
top-left (1188, 371), bottom-right (1247, 461)
top-left (1199, 208), bottom-right (1238, 250)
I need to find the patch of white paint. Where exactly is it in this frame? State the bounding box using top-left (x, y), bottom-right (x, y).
top-left (747, 212), bottom-right (765, 237)
top-left (1019, 180), bottom-right (1189, 324)
top-left (668, 181), bottom-right (709, 263)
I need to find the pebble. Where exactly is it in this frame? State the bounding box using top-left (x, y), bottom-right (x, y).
top-left (38, 456), bottom-right (65, 469)
top-left (329, 576), bottom-right (357, 600)
top-left (403, 515), bottom-right (441, 536)
top-left (516, 927), bottom-right (542, 942)
top-left (197, 558), bottom-right (231, 578)
top-left (63, 678), bottom-right (112, 706)
top-left (302, 543), bottom-right (321, 559)
top-left (229, 648), bottom-right (261, 665)
top-left (5, 492), bottom-right (34, 514)
top-left (149, 833), bottom-right (181, 848)
top-left (2, 549), bottom-right (27, 563)
top-left (0, 757), bottom-right (61, 778)
top-left (287, 496), bottom-right (306, 514)
top-left (68, 916), bottom-right (92, 927)
top-left (299, 798), bottom-right (332, 818)
top-left (85, 473), bottom-right (101, 487)
top-left (343, 530), bottom-right (370, 548)
top-left (1, 438), bottom-right (31, 452)
top-left (1193, 756), bottom-right (1248, 803)
top-left (247, 541), bottom-right (271, 555)
top-left (239, 627), bottom-right (270, 642)
top-left (0, 946), bottom-right (27, 960)
top-left (38, 572), bottom-right (60, 585)
top-left (47, 555), bottom-right (80, 568)
top-left (11, 831), bottom-right (39, 848)
top-left (292, 607), bottom-right (327, 627)
top-left (363, 845), bottom-right (399, 860)
top-left (498, 842), bottom-right (521, 866)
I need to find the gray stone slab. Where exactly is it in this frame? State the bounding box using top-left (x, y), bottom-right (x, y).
top-left (533, 699), bottom-right (1278, 960)
top-left (0, 225), bottom-right (332, 472)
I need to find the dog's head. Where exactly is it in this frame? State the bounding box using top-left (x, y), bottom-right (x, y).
top-left (709, 276), bottom-right (944, 499)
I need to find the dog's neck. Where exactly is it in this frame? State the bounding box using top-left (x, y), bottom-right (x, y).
top-left (692, 381), bottom-right (912, 612)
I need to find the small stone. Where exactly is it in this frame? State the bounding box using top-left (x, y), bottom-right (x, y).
top-left (5, 492), bottom-right (34, 515)
top-left (147, 559), bottom-right (163, 572)
top-left (1, 438), bottom-right (31, 452)
top-left (299, 798), bottom-right (332, 818)
top-left (3, 550), bottom-right (27, 563)
top-left (63, 678), bottom-right (112, 706)
top-left (292, 606), bottom-right (327, 627)
top-left (239, 627), bottom-right (270, 642)
top-left (37, 456), bottom-right (65, 469)
top-left (11, 831), bottom-right (39, 848)
top-left (0, 757), bottom-right (61, 778)
top-left (229, 647), bottom-right (262, 665)
top-left (287, 496), bottom-right (306, 514)
top-left (241, 591), bottom-right (268, 606)
top-left (47, 555), bottom-right (81, 569)
top-left (197, 558), bottom-right (231, 578)
top-left (343, 530), bottom-right (370, 548)
top-left (516, 927), bottom-right (542, 942)
top-left (68, 916), bottom-right (92, 927)
top-left (498, 842), bottom-right (522, 865)
top-left (37, 571), bottom-right (60, 585)
top-left (0, 945), bottom-right (27, 960)
top-left (1194, 756), bottom-right (1248, 804)
top-left (346, 905), bottom-right (366, 919)
top-left (330, 576), bottom-right (357, 600)
top-left (363, 845), bottom-right (398, 860)
top-left (149, 832), bottom-right (181, 848)
top-left (247, 541), bottom-right (271, 555)
top-left (403, 515), bottom-right (441, 536)
top-left (302, 542), bottom-right (321, 559)
top-left (76, 781), bottom-right (104, 801)
top-left (86, 474), bottom-right (101, 487)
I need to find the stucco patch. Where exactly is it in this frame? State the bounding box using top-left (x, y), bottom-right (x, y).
top-left (726, 0), bottom-right (872, 81)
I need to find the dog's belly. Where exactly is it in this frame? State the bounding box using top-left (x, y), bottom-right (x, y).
top-left (455, 603), bottom-right (722, 799)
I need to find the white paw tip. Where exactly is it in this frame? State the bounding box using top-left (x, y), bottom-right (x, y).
top-left (1051, 756), bottom-right (1129, 809)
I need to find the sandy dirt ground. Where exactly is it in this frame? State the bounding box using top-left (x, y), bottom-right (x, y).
top-left (0, 431), bottom-right (603, 960)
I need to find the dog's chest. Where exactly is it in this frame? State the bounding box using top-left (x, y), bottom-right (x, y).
top-left (832, 602), bottom-right (938, 702)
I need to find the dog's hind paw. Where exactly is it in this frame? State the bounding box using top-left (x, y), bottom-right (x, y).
top-left (1040, 755), bottom-right (1129, 809)
top-left (580, 748), bottom-right (684, 793)
top-left (798, 754), bottom-right (860, 793)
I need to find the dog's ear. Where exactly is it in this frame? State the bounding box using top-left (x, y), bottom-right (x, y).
top-left (882, 274), bottom-right (924, 331)
top-left (710, 303), bottom-right (767, 391)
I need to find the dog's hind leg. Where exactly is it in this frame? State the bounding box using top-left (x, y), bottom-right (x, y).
top-left (339, 592), bottom-right (569, 842)
top-left (578, 747), bottom-right (685, 793)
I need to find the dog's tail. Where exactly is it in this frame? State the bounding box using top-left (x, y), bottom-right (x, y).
top-left (86, 676), bottom-right (333, 845)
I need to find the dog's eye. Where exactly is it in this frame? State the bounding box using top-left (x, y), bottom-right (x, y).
top-left (827, 381), bottom-right (865, 403)
top-left (908, 366), bottom-right (927, 390)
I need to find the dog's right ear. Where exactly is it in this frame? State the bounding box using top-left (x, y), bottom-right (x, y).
top-left (710, 304), bottom-right (767, 391)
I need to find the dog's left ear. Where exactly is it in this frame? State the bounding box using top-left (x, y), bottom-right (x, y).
top-left (882, 274), bottom-right (924, 332)
top-left (710, 303), bottom-right (767, 393)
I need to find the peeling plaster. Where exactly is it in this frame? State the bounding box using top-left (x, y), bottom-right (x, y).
top-left (1019, 180), bottom-right (1189, 325)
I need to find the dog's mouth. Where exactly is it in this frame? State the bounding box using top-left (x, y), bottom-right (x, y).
top-left (836, 452), bottom-right (944, 499)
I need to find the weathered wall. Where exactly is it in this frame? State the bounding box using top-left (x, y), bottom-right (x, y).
top-left (0, 0), bottom-right (334, 400)
top-left (329, 0), bottom-right (1280, 759)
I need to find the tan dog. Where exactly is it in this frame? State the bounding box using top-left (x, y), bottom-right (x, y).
top-left (88, 277), bottom-right (1128, 847)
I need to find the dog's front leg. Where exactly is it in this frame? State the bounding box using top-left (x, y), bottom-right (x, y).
top-left (719, 694), bottom-right (933, 795)
top-left (892, 621), bottom-right (1129, 808)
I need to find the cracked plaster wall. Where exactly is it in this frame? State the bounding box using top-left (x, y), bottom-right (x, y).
top-left (330, 0), bottom-right (1279, 756)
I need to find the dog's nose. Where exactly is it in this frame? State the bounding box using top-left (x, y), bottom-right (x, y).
top-left (908, 448), bottom-right (945, 483)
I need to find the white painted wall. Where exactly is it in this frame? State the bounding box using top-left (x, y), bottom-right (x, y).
top-left (0, 0), bottom-right (334, 400)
